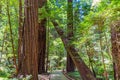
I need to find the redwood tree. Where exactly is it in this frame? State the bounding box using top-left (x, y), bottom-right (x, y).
top-left (111, 21), bottom-right (120, 80)
top-left (18, 0), bottom-right (39, 79)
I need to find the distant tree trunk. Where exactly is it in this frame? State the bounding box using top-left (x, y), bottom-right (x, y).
top-left (111, 21), bottom-right (120, 80)
top-left (18, 0), bottom-right (23, 74)
top-left (38, 0), bottom-right (47, 74)
top-left (99, 26), bottom-right (108, 80)
top-left (66, 0), bottom-right (75, 72)
top-left (46, 18), bottom-right (50, 73)
top-left (85, 45), bottom-right (96, 77)
top-left (52, 21), bottom-right (96, 80)
top-left (1, 31), bottom-right (6, 63)
top-left (6, 0), bottom-right (18, 74)
top-left (18, 0), bottom-right (39, 79)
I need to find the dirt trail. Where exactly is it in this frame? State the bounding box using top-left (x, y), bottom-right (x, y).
top-left (38, 70), bottom-right (68, 80)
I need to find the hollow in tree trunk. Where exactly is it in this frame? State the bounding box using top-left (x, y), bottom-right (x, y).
top-left (38, 0), bottom-right (47, 74)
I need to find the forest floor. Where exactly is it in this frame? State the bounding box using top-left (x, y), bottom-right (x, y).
top-left (38, 70), bottom-right (68, 80)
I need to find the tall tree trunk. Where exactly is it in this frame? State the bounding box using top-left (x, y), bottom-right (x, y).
top-left (52, 21), bottom-right (96, 80)
top-left (6, 0), bottom-right (18, 74)
top-left (18, 0), bottom-right (39, 79)
top-left (66, 0), bottom-right (75, 72)
top-left (38, 0), bottom-right (47, 74)
top-left (111, 21), bottom-right (120, 80)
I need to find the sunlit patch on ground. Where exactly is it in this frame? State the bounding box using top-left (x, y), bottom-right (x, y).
top-left (92, 0), bottom-right (101, 6)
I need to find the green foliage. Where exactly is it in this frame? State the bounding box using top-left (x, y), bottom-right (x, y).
top-left (74, 0), bottom-right (120, 79)
top-left (0, 0), bottom-right (120, 79)
top-left (0, 70), bottom-right (8, 78)
top-left (0, 0), bottom-right (19, 79)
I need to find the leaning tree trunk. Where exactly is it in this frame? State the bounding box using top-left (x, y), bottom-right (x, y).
top-left (18, 0), bottom-right (39, 79)
top-left (38, 0), bottom-right (47, 74)
top-left (66, 0), bottom-right (75, 72)
top-left (111, 21), bottom-right (120, 80)
top-left (52, 21), bottom-right (96, 80)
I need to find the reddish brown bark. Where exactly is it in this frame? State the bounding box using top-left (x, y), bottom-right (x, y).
top-left (38, 0), bottom-right (46, 8)
top-left (18, 0), bottom-right (39, 79)
top-left (52, 21), bottom-right (96, 80)
top-left (111, 21), bottom-right (120, 80)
